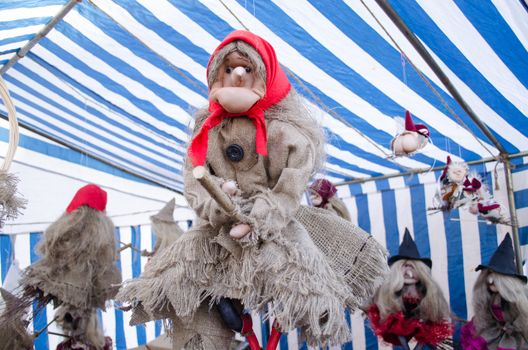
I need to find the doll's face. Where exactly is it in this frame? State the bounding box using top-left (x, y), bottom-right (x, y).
top-left (447, 163), bottom-right (467, 184)
top-left (309, 190), bottom-right (323, 206)
top-left (487, 275), bottom-right (499, 293)
top-left (402, 262), bottom-right (419, 285)
top-left (220, 52), bottom-right (256, 89)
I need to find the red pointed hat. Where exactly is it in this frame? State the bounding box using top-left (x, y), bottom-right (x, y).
top-left (405, 111), bottom-right (429, 138)
top-left (439, 156), bottom-right (451, 181)
top-left (463, 176), bottom-right (481, 192)
top-left (310, 179), bottom-right (337, 207)
top-left (188, 30), bottom-right (291, 167)
top-left (66, 184), bottom-right (107, 214)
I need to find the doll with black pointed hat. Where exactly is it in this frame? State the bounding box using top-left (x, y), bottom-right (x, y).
top-left (461, 233), bottom-right (528, 350)
top-left (367, 228), bottom-right (453, 349)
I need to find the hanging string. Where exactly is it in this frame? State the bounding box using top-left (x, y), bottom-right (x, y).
top-left (359, 0), bottom-right (498, 160)
top-left (88, 0), bottom-right (208, 96)
top-left (400, 52), bottom-right (408, 87)
top-left (28, 56), bottom-right (183, 150)
top-left (216, 0), bottom-right (413, 170)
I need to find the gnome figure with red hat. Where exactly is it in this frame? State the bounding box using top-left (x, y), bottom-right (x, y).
top-left (308, 178), bottom-right (351, 221)
top-left (391, 111), bottom-right (430, 157)
top-left (21, 184), bottom-right (121, 310)
top-left (461, 233), bottom-right (528, 350)
top-left (432, 156), bottom-right (470, 211)
top-left (367, 229), bottom-right (453, 349)
top-left (117, 30), bottom-right (366, 349)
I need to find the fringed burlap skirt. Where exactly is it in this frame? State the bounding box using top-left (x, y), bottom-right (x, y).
top-left (118, 219), bottom-right (352, 347)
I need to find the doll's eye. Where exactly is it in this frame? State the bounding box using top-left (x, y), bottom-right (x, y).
top-left (245, 67), bottom-right (252, 73)
top-left (225, 67), bottom-right (232, 74)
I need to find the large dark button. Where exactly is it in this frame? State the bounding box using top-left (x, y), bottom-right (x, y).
top-left (225, 144), bottom-right (244, 162)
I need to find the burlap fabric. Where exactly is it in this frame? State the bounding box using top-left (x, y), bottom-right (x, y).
top-left (323, 197), bottom-right (351, 221)
top-left (21, 207), bottom-right (121, 310)
top-left (149, 198), bottom-right (185, 256)
top-left (295, 205), bottom-right (387, 307)
top-left (0, 288), bottom-right (33, 350)
top-left (118, 92), bottom-right (387, 347)
top-left (171, 303), bottom-right (235, 350)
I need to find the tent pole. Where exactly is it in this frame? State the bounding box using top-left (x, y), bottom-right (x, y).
top-left (373, 0), bottom-right (507, 155)
top-left (335, 151), bottom-right (528, 186)
top-left (503, 157), bottom-right (523, 274)
top-left (0, 0), bottom-right (82, 76)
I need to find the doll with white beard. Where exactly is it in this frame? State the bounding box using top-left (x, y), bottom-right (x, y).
top-left (461, 233), bottom-right (528, 350)
top-left (367, 229), bottom-right (453, 349)
top-left (433, 156), bottom-right (469, 211)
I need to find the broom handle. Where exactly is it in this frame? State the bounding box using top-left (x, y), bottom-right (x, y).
top-left (192, 166), bottom-right (236, 215)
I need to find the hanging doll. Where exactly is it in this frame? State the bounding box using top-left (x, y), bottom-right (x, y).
top-left (142, 198), bottom-right (184, 257)
top-left (463, 174), bottom-right (483, 215)
top-left (118, 30), bottom-right (386, 349)
top-left (461, 233), bottom-right (528, 350)
top-left (367, 229), bottom-right (453, 349)
top-left (391, 111), bottom-right (430, 157)
top-left (308, 178), bottom-right (351, 221)
top-left (432, 156), bottom-right (469, 211)
top-left (21, 184), bottom-right (121, 310)
top-left (55, 306), bottom-right (113, 350)
top-left (476, 199), bottom-right (509, 225)
top-left (0, 288), bottom-right (33, 350)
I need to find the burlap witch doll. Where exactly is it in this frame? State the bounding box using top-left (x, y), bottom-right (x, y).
top-left (367, 229), bottom-right (453, 349)
top-left (21, 184), bottom-right (121, 310)
top-left (142, 198), bottom-right (184, 257)
top-left (118, 30), bottom-right (386, 349)
top-left (308, 178), bottom-right (351, 221)
top-left (461, 233), bottom-right (528, 350)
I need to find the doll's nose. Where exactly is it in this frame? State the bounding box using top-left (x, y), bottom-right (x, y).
top-left (233, 66), bottom-right (246, 77)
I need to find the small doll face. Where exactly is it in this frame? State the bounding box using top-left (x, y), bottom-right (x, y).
top-left (391, 132), bottom-right (427, 156)
top-left (487, 275), bottom-right (499, 293)
top-left (309, 190), bottom-right (323, 206)
top-left (447, 163), bottom-right (467, 184)
top-left (401, 261), bottom-right (419, 285)
top-left (220, 52), bottom-right (256, 89)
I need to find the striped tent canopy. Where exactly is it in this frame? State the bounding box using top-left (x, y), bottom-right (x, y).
top-left (1, 0), bottom-right (527, 191)
top-left (1, 1), bottom-right (528, 350)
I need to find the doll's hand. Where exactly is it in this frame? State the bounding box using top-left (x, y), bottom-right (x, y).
top-left (229, 223), bottom-right (251, 239)
top-left (222, 180), bottom-right (239, 197)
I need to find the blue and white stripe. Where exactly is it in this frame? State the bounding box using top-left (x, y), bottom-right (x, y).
top-left (2, 158), bottom-right (526, 350)
top-left (1, 0), bottom-right (526, 190)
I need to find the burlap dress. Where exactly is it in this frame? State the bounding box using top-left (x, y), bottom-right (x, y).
top-left (119, 92), bottom-right (353, 346)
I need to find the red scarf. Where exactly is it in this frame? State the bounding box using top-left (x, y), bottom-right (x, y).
top-left (188, 30), bottom-right (291, 167)
top-left (367, 304), bottom-right (453, 346)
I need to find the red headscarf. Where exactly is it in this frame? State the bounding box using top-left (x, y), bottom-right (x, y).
top-left (188, 30), bottom-right (291, 167)
top-left (66, 184), bottom-right (107, 214)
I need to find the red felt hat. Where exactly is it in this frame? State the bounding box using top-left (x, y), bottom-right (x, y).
top-left (439, 156), bottom-right (451, 181)
top-left (66, 184), bottom-right (107, 214)
top-left (405, 111), bottom-right (429, 138)
top-left (463, 176), bottom-right (481, 192)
